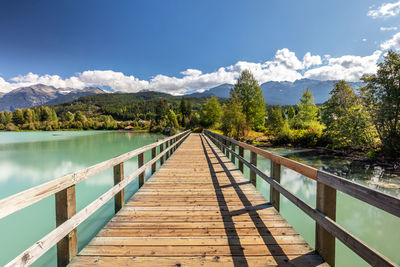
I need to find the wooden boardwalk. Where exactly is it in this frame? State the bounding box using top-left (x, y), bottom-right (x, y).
top-left (70, 134), bottom-right (327, 266)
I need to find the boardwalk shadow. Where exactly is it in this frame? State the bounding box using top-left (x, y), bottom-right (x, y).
top-left (200, 134), bottom-right (322, 267)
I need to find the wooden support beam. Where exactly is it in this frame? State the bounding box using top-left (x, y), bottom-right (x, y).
top-left (270, 161), bottom-right (281, 211)
top-left (231, 143), bottom-right (235, 164)
top-left (160, 144), bottom-right (164, 165)
top-left (225, 140), bottom-right (230, 157)
top-left (250, 151), bottom-right (257, 186)
top-left (138, 153), bottom-right (145, 187)
top-left (316, 182), bottom-right (336, 267)
top-left (55, 185), bottom-right (77, 267)
top-left (239, 146), bottom-right (244, 172)
top-left (151, 147), bottom-right (157, 174)
top-left (113, 163), bottom-right (124, 213)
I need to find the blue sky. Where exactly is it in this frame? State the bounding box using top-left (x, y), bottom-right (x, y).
top-left (1, 0), bottom-right (400, 94)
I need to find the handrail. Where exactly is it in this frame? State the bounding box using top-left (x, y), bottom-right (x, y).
top-left (204, 130), bottom-right (399, 267)
top-left (0, 130), bottom-right (189, 220)
top-left (2, 130), bottom-right (190, 267)
top-left (204, 130), bottom-right (400, 218)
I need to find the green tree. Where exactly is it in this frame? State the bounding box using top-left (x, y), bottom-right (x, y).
top-left (12, 109), bottom-right (24, 125)
top-left (323, 81), bottom-right (376, 150)
top-left (74, 111), bottom-right (87, 123)
top-left (180, 97), bottom-right (192, 117)
top-left (201, 96), bottom-right (222, 127)
top-left (23, 109), bottom-right (34, 123)
top-left (231, 70), bottom-right (266, 130)
top-left (267, 106), bottom-right (285, 133)
top-left (288, 106), bottom-right (295, 120)
top-left (166, 109), bottom-right (179, 128)
top-left (361, 50), bottom-right (400, 155)
top-left (221, 96), bottom-right (247, 139)
top-left (296, 88), bottom-right (319, 126)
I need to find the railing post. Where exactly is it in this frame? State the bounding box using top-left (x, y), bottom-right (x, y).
top-left (225, 139), bottom-right (230, 157)
top-left (160, 143), bottom-right (164, 165)
top-left (55, 185), bottom-right (77, 267)
top-left (250, 151), bottom-right (257, 186)
top-left (166, 140), bottom-right (170, 160)
top-left (270, 161), bottom-right (281, 211)
top-left (231, 143), bottom-right (235, 164)
top-left (239, 146), bottom-right (244, 172)
top-left (138, 152), bottom-right (145, 187)
top-left (316, 182), bottom-right (336, 266)
top-left (113, 163), bottom-right (125, 213)
top-left (151, 147), bottom-right (157, 174)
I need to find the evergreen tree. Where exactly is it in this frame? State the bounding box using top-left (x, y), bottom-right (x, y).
top-left (267, 106), bottom-right (285, 133)
top-left (288, 106), bottom-right (295, 120)
top-left (12, 109), bottom-right (24, 125)
top-left (221, 96), bottom-right (247, 139)
top-left (296, 88), bottom-right (319, 127)
top-left (201, 96), bottom-right (222, 127)
top-left (361, 50), bottom-right (400, 155)
top-left (231, 70), bottom-right (266, 130)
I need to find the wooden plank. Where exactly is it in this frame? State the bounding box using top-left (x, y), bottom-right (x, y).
top-left (138, 153), bottom-right (145, 187)
top-left (205, 130), bottom-right (318, 180)
top-left (113, 163), bottom-right (124, 213)
top-left (55, 185), bottom-right (77, 267)
top-left (205, 132), bottom-right (397, 267)
top-left (151, 147), bottom-right (156, 174)
top-left (270, 161), bottom-right (281, 212)
top-left (317, 170), bottom-right (400, 218)
top-left (316, 182), bottom-right (336, 267)
top-left (5, 132), bottom-right (190, 267)
top-left (69, 255), bottom-right (328, 267)
top-left (0, 130), bottom-right (189, 220)
top-left (239, 146), bottom-right (244, 172)
top-left (250, 151), bottom-right (257, 186)
top-left (68, 133), bottom-right (325, 267)
top-left (159, 143), bottom-right (164, 165)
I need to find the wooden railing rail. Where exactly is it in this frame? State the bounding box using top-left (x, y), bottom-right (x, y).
top-left (204, 130), bottom-right (398, 267)
top-left (2, 130), bottom-right (190, 267)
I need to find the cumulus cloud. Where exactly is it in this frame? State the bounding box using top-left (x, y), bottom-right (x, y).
top-left (381, 31), bottom-right (400, 50)
top-left (0, 48), bottom-right (384, 95)
top-left (302, 52), bottom-right (322, 68)
top-left (368, 1), bottom-right (400, 18)
top-left (304, 50), bottom-right (382, 81)
top-left (380, 26), bottom-right (398, 31)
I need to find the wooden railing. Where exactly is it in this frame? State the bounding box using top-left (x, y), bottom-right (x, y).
top-left (204, 130), bottom-right (400, 267)
top-left (0, 130), bottom-right (190, 267)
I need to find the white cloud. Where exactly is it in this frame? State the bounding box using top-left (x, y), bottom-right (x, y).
top-left (302, 52), bottom-right (322, 68)
top-left (380, 26), bottom-right (398, 31)
top-left (0, 49), bottom-right (384, 95)
top-left (381, 31), bottom-right (400, 50)
top-left (79, 70), bottom-right (149, 92)
top-left (304, 50), bottom-right (382, 82)
top-left (367, 1), bottom-right (400, 18)
top-left (362, 38), bottom-right (368, 42)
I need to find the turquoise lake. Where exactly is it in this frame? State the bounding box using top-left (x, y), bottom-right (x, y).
top-left (0, 131), bottom-right (399, 266)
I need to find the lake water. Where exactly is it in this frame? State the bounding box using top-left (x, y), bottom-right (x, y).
top-left (0, 131), bottom-right (162, 266)
top-left (0, 131), bottom-right (399, 266)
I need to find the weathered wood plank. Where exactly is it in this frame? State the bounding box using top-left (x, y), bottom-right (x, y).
top-left (55, 185), bottom-right (77, 267)
top-left (0, 130), bottom-right (189, 220)
top-left (70, 133), bottom-right (325, 267)
top-left (5, 131), bottom-right (190, 267)
top-left (113, 163), bottom-right (124, 213)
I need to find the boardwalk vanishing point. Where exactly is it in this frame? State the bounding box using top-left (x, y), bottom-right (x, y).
top-left (70, 134), bottom-right (326, 266)
top-left (2, 131), bottom-right (399, 267)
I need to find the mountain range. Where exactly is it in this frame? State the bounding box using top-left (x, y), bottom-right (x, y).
top-left (188, 79), bottom-right (364, 104)
top-left (0, 79), bottom-right (364, 111)
top-left (0, 84), bottom-right (105, 111)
